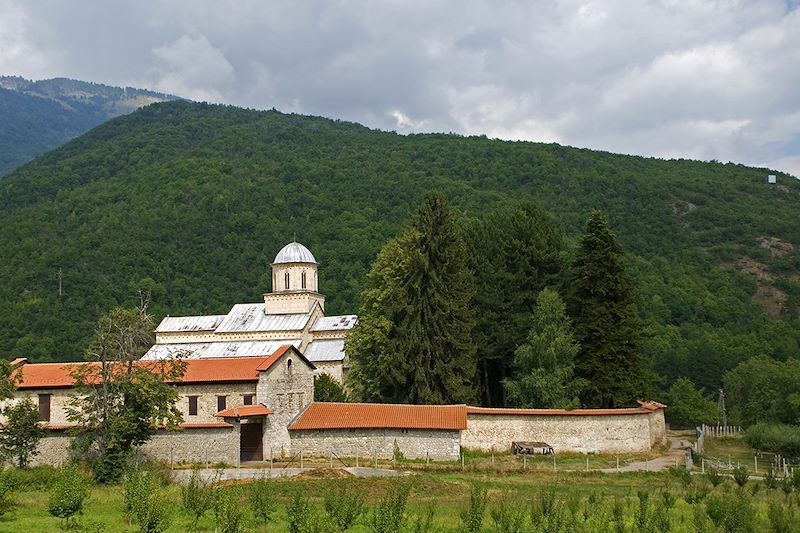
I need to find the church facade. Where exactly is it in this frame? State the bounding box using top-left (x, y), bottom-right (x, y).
top-left (142, 242), bottom-right (357, 382)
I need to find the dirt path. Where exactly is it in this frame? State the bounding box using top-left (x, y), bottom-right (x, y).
top-left (602, 435), bottom-right (690, 473)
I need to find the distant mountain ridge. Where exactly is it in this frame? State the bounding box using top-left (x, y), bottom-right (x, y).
top-left (0, 76), bottom-right (179, 175)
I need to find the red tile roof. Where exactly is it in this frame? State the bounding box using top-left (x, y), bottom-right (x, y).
top-left (12, 345), bottom-right (305, 390)
top-left (215, 404), bottom-right (274, 419)
top-left (288, 402), bottom-right (468, 431)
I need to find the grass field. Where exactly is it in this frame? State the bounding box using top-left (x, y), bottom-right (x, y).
top-left (1, 463), bottom-right (798, 532)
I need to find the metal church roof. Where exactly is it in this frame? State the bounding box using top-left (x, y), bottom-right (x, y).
top-left (214, 304), bottom-right (311, 333)
top-left (310, 315), bottom-right (357, 331)
top-left (304, 339), bottom-right (345, 362)
top-left (155, 315), bottom-right (226, 333)
top-left (273, 242), bottom-right (317, 264)
top-left (141, 339), bottom-right (302, 360)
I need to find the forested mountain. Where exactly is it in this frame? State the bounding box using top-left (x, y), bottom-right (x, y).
top-left (0, 76), bottom-right (178, 176)
top-left (1, 101), bottom-right (798, 396)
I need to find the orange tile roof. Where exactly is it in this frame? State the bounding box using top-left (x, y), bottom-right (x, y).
top-left (288, 402), bottom-right (468, 431)
top-left (466, 405), bottom-right (664, 417)
top-left (215, 404), bottom-right (274, 419)
top-left (13, 345), bottom-right (305, 390)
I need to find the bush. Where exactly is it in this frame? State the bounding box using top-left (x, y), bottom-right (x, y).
top-left (706, 493), bottom-right (755, 533)
top-left (48, 466), bottom-right (91, 530)
top-left (491, 492), bottom-right (526, 533)
top-left (324, 481), bottom-right (366, 531)
top-left (287, 490), bottom-right (334, 533)
top-left (249, 478), bottom-right (275, 531)
top-left (705, 465), bottom-right (724, 487)
top-left (0, 469), bottom-right (15, 516)
top-left (215, 487), bottom-right (246, 533)
top-left (181, 468), bottom-right (215, 530)
top-left (124, 468), bottom-right (171, 533)
top-left (0, 396), bottom-right (46, 468)
top-left (314, 374), bottom-right (348, 402)
top-left (744, 423), bottom-right (800, 458)
top-left (768, 501), bottom-right (797, 533)
top-left (366, 481), bottom-right (411, 533)
top-left (732, 465), bottom-right (749, 488)
top-left (459, 483), bottom-right (487, 533)
top-left (765, 468), bottom-right (779, 489)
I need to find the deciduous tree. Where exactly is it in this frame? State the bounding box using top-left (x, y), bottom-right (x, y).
top-left (0, 395), bottom-right (46, 468)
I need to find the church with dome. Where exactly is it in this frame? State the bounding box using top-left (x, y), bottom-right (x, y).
top-left (141, 242), bottom-right (356, 382)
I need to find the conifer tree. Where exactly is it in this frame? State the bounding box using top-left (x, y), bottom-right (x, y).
top-left (347, 194), bottom-right (477, 404)
top-left (567, 211), bottom-right (643, 408)
top-left (504, 288), bottom-right (585, 409)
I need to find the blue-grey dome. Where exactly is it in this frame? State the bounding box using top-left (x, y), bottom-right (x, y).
top-left (273, 242), bottom-right (317, 264)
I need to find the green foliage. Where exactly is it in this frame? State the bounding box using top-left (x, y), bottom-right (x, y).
top-left (66, 305), bottom-right (186, 483)
top-left (249, 478), bottom-right (275, 531)
top-left (123, 468), bottom-right (171, 532)
top-left (665, 378), bottom-right (719, 428)
top-left (47, 466), bottom-right (90, 529)
top-left (314, 374), bottom-right (348, 403)
top-left (490, 492), bottom-right (526, 533)
top-left (504, 288), bottom-right (586, 408)
top-left (287, 490), bottom-right (334, 533)
top-left (0, 469), bottom-right (15, 516)
top-left (732, 465), bottom-right (750, 487)
top-left (745, 423), bottom-right (800, 458)
top-left (181, 468), bottom-right (214, 530)
top-left (323, 481), bottom-right (366, 531)
top-left (567, 211), bottom-right (644, 407)
top-left (463, 202), bottom-right (565, 406)
top-left (348, 194), bottom-right (477, 404)
top-left (0, 395), bottom-right (46, 468)
top-left (705, 465), bottom-right (724, 487)
top-left (706, 493), bottom-right (756, 532)
top-left (366, 481), bottom-right (410, 533)
top-left (767, 500), bottom-right (798, 533)
top-left (724, 356), bottom-right (800, 427)
top-left (214, 486), bottom-right (246, 533)
top-left (459, 483), bottom-right (487, 533)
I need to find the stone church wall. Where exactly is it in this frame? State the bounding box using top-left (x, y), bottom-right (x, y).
top-left (289, 428), bottom-right (461, 461)
top-left (461, 411), bottom-right (665, 454)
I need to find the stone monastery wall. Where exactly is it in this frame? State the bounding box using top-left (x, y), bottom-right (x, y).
top-left (289, 428), bottom-right (461, 461)
top-left (461, 409), bottom-right (667, 454)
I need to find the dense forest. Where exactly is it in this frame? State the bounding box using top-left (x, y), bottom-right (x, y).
top-left (0, 76), bottom-right (177, 176)
top-left (1, 100), bottom-right (799, 405)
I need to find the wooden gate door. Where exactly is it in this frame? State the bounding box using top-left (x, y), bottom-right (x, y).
top-left (240, 422), bottom-right (263, 462)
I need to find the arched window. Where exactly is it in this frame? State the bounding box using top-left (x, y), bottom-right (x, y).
top-left (284, 272), bottom-right (290, 289)
top-left (287, 358), bottom-right (293, 376)
top-left (301, 271), bottom-right (307, 289)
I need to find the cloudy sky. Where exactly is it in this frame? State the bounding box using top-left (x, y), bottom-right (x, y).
top-left (2, 0), bottom-right (800, 176)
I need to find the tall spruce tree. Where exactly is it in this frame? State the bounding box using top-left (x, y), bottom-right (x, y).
top-left (463, 203), bottom-right (565, 406)
top-left (504, 288), bottom-right (585, 409)
top-left (347, 194), bottom-right (477, 404)
top-left (567, 211), bottom-right (643, 408)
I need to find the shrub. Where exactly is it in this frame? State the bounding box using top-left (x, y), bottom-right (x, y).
top-left (314, 374), bottom-right (348, 402)
top-left (490, 492), bottom-right (526, 533)
top-left (768, 501), bottom-right (797, 533)
top-left (324, 481), bottom-right (366, 531)
top-left (181, 468), bottom-right (214, 530)
top-left (249, 478), bottom-right (275, 531)
top-left (0, 469), bottom-right (16, 516)
top-left (459, 483), bottom-right (487, 533)
top-left (366, 481), bottom-right (411, 533)
top-left (705, 465), bottom-right (724, 487)
top-left (409, 505), bottom-right (437, 533)
top-left (706, 493), bottom-right (755, 533)
top-left (215, 487), bottom-right (246, 533)
top-left (48, 466), bottom-right (90, 530)
top-left (765, 468), bottom-right (778, 489)
top-left (124, 469), bottom-right (171, 533)
top-left (744, 423), bottom-right (800, 458)
top-left (732, 465), bottom-right (749, 488)
top-left (780, 477), bottom-right (793, 496)
top-left (0, 396), bottom-right (46, 468)
top-left (288, 490), bottom-right (334, 533)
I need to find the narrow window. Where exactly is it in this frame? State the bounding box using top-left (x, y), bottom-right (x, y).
top-left (301, 271), bottom-right (307, 289)
top-left (284, 272), bottom-right (290, 289)
top-left (38, 394), bottom-right (51, 422)
top-left (188, 396), bottom-right (198, 416)
top-left (243, 394), bottom-right (254, 406)
top-left (287, 358), bottom-right (293, 377)
top-left (217, 395), bottom-right (227, 412)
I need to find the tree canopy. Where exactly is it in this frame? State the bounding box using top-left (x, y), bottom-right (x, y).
top-left (347, 194), bottom-right (477, 404)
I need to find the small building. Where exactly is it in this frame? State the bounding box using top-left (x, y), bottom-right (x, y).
top-left (5, 345), bottom-right (315, 466)
top-left (768, 174), bottom-right (777, 184)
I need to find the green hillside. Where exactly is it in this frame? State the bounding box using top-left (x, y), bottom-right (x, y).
top-left (1, 100), bottom-right (798, 393)
top-left (0, 76), bottom-right (178, 176)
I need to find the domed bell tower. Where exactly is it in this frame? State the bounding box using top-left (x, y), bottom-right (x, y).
top-left (264, 242), bottom-right (325, 314)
